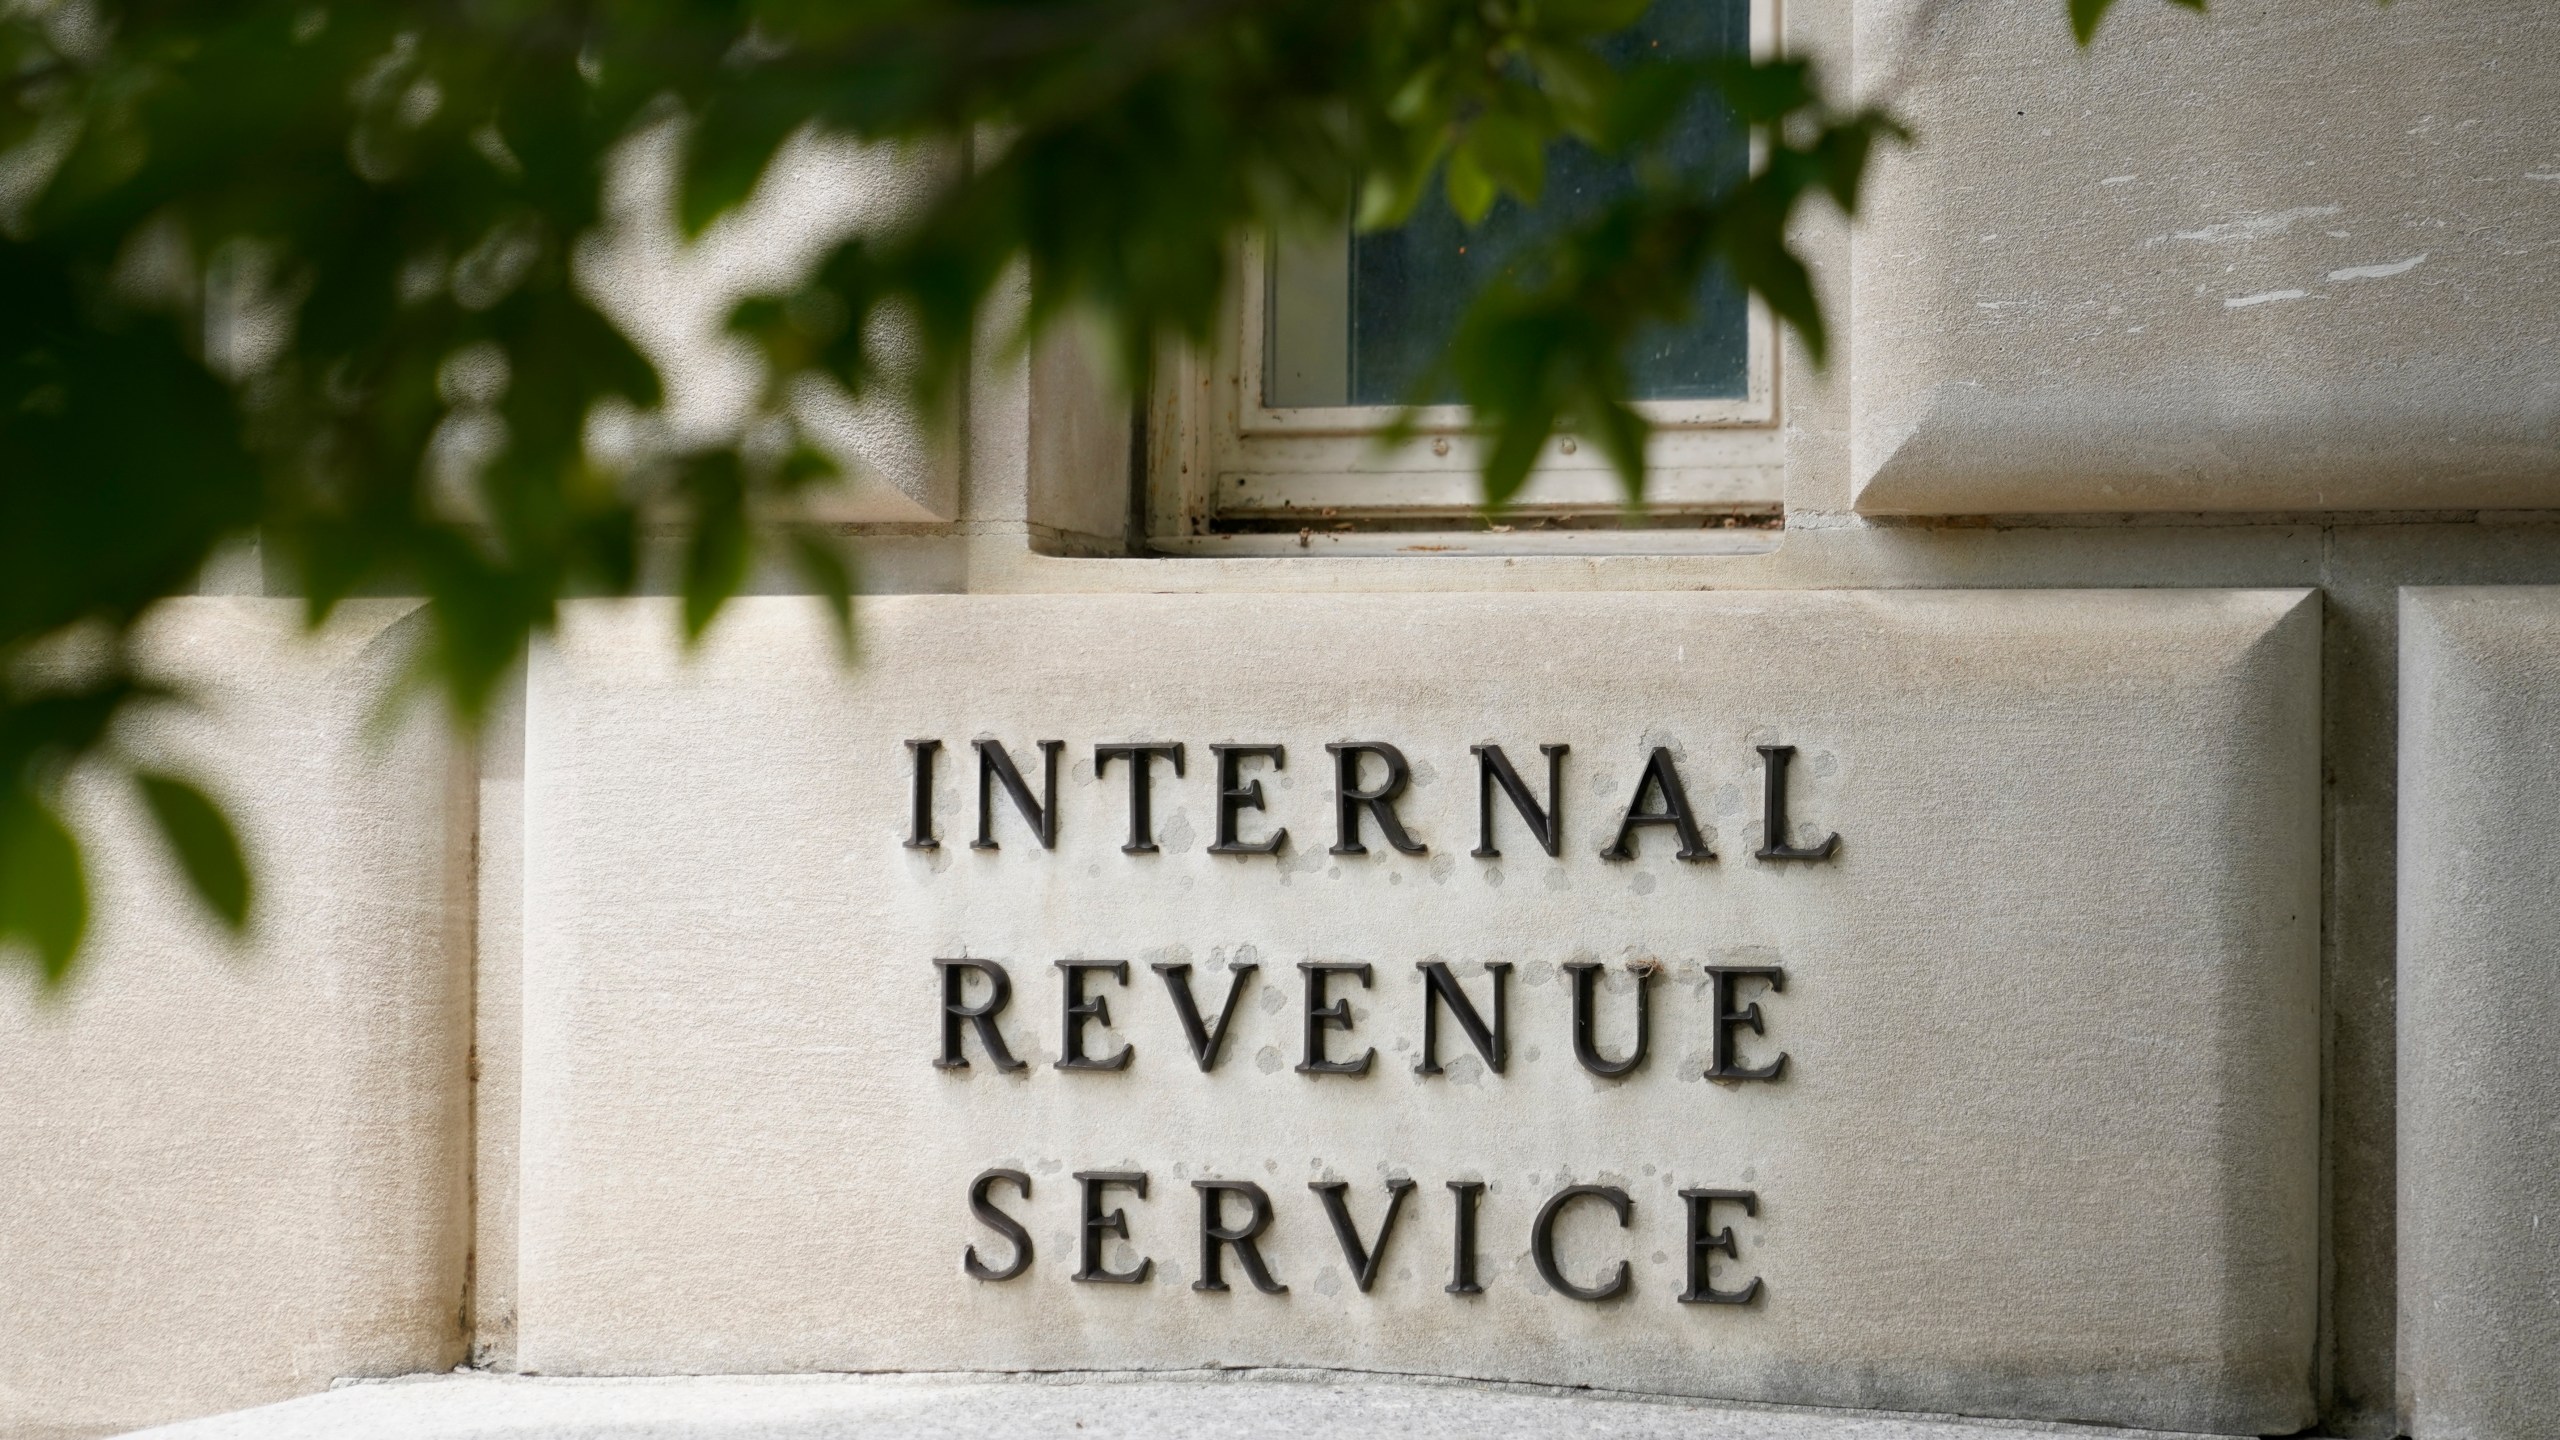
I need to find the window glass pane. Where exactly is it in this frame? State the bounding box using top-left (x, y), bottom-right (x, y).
top-left (1265, 0), bottom-right (1750, 409)
top-left (1265, 220), bottom-right (1351, 408)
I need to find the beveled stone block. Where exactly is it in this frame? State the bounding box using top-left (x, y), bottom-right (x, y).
top-left (1849, 0), bottom-right (2560, 514)
top-left (2397, 587), bottom-right (2560, 1440)
top-left (0, 601), bottom-right (469, 1439)
top-left (520, 590), bottom-right (2320, 1435)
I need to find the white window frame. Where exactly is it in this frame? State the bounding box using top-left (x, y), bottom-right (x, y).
top-left (1147, 0), bottom-right (1784, 554)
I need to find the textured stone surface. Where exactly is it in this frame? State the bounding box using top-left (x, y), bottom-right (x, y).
top-left (472, 677), bottom-right (528, 1372)
top-left (1848, 0), bottom-right (2560, 514)
top-left (0, 601), bottom-right (470, 1440)
top-left (580, 127), bottom-right (958, 523)
top-left (520, 590), bottom-right (2320, 1435)
top-left (2396, 587), bottom-right (2560, 1440)
top-left (123, 1370), bottom-right (2235, 1440)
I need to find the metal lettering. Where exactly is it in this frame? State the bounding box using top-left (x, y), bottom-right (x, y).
top-left (1295, 961), bottom-right (1375, 1076)
top-left (932, 959), bottom-right (1026, 1072)
top-left (1532, 1184), bottom-right (1633, 1302)
top-left (1207, 744), bottom-right (1287, 856)
top-left (1095, 742), bottom-right (1186, 854)
top-left (904, 738), bottom-right (941, 849)
top-left (1071, 1171), bottom-right (1151, 1284)
top-left (1309, 1179), bottom-right (1416, 1294)
top-left (962, 1168), bottom-right (1033, 1281)
top-left (1152, 961), bottom-right (1257, 1072)
top-left (1471, 743), bottom-right (1565, 858)
top-left (1703, 965), bottom-right (1788, 1082)
top-left (973, 738), bottom-right (1062, 850)
top-left (1325, 742), bottom-right (1427, 856)
top-left (1445, 1180), bottom-right (1486, 1295)
top-left (1600, 747), bottom-right (1713, 862)
top-left (1191, 1180), bottom-right (1288, 1294)
top-left (1754, 744), bottom-right (1839, 861)
top-left (1414, 960), bottom-right (1510, 1076)
top-left (1561, 961), bottom-right (1650, 1078)
top-left (1054, 960), bottom-right (1134, 1072)
top-left (1678, 1188), bottom-right (1763, 1304)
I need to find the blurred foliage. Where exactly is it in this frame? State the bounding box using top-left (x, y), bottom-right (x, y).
top-left (2069, 0), bottom-right (2206, 44)
top-left (0, 0), bottom-right (2198, 982)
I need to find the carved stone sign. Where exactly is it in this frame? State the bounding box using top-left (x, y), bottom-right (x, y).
top-left (521, 589), bottom-right (2320, 1436)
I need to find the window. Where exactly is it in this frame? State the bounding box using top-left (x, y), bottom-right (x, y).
top-left (1147, 0), bottom-right (1780, 554)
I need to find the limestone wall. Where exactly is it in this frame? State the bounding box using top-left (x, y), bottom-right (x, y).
top-left (7, 2), bottom-right (2560, 1436)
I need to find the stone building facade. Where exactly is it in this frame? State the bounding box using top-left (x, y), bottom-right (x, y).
top-left (5, 1), bottom-right (2557, 1436)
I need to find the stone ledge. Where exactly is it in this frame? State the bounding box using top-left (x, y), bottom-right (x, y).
top-left (122, 1370), bottom-right (2238, 1440)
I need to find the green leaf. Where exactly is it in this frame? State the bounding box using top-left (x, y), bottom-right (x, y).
top-left (1358, 154), bottom-right (1442, 230)
top-left (1468, 112), bottom-right (1547, 207)
top-left (1586, 399), bottom-right (1649, 503)
top-left (1729, 229), bottom-right (1827, 366)
top-left (1524, 44), bottom-right (1617, 136)
top-left (680, 95), bottom-right (805, 237)
top-left (1603, 60), bottom-right (1707, 149)
top-left (680, 454), bottom-right (750, 643)
top-left (1444, 148), bottom-right (1498, 226)
top-left (0, 790), bottom-right (88, 987)
top-left (1387, 59), bottom-right (1446, 124)
top-left (2069, 0), bottom-right (2120, 43)
top-left (1812, 115), bottom-right (1903, 211)
top-left (1706, 58), bottom-right (1814, 124)
top-left (2072, 0), bottom-right (2208, 39)
top-left (1479, 400), bottom-right (1558, 509)
top-left (1538, 0), bottom-right (1654, 32)
top-left (135, 772), bottom-right (250, 932)
top-left (776, 442), bottom-right (838, 495)
top-left (786, 528), bottom-right (859, 658)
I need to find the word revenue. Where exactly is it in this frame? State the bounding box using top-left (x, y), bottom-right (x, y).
top-left (959, 1169), bottom-right (1767, 1306)
top-left (932, 959), bottom-right (1789, 1082)
top-left (902, 739), bottom-right (1841, 863)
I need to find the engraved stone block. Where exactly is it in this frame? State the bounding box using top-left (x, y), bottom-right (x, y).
top-left (2397, 587), bottom-right (2560, 1440)
top-left (520, 590), bottom-right (2321, 1434)
top-left (0, 601), bottom-right (469, 1438)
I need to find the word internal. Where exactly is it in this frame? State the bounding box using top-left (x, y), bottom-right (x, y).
top-left (903, 738), bottom-right (1840, 863)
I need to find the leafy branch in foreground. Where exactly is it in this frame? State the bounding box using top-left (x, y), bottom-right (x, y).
top-left (1418, 56), bottom-right (1902, 504)
top-left (0, 0), bottom-right (2205, 982)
